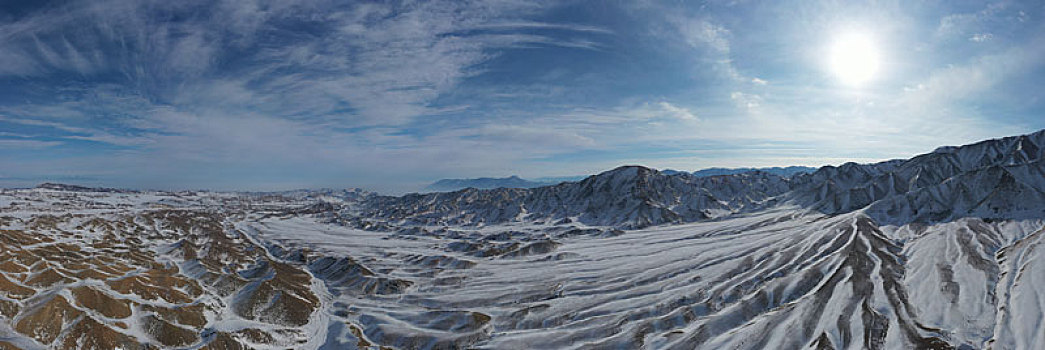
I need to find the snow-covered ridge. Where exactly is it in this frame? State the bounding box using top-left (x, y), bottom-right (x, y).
top-left (353, 129), bottom-right (1045, 230)
top-left (790, 129), bottom-right (1045, 223)
top-left (359, 166), bottom-right (791, 229)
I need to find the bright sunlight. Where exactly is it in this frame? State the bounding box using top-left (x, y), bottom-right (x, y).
top-left (828, 31), bottom-right (880, 86)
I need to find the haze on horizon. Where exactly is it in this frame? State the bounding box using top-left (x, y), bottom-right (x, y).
top-left (1, 0), bottom-right (1043, 194)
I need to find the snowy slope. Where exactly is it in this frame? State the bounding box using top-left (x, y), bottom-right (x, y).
top-left (2, 129), bottom-right (1045, 349)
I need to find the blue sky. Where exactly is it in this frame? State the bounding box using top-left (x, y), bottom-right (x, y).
top-left (0, 0), bottom-right (1043, 193)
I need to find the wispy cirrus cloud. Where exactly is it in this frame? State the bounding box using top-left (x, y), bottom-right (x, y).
top-left (0, 0), bottom-right (608, 126)
top-left (0, 139), bottom-right (63, 149)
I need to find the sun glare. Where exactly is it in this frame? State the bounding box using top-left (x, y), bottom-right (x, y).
top-left (828, 31), bottom-right (880, 86)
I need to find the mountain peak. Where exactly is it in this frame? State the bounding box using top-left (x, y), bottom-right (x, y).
top-left (598, 165), bottom-right (655, 176)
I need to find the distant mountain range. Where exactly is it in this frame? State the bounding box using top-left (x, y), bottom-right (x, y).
top-left (687, 166), bottom-right (816, 178)
top-left (423, 166), bottom-right (816, 192)
top-left (423, 176), bottom-right (552, 192)
top-left (35, 182), bottom-right (133, 193)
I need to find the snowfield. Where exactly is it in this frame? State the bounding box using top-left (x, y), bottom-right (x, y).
top-left (2, 130), bottom-right (1045, 349)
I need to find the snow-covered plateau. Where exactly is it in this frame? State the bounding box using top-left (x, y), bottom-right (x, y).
top-left (2, 130), bottom-right (1045, 349)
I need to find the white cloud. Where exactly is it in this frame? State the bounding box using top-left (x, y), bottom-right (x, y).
top-left (969, 33), bottom-right (994, 42)
top-left (672, 17), bottom-right (731, 54)
top-left (0, 115), bottom-right (92, 134)
top-left (0, 139), bottom-right (63, 149)
top-left (899, 43), bottom-right (1042, 108)
top-left (936, 2), bottom-right (1028, 41)
top-left (473, 20), bottom-right (615, 34)
top-left (730, 91), bottom-right (762, 110)
top-left (655, 101), bottom-right (699, 121)
top-left (657, 10), bottom-right (755, 87)
top-left (0, 50), bottom-right (41, 76)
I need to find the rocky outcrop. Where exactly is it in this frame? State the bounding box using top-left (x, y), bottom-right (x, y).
top-left (0, 210), bottom-right (323, 349)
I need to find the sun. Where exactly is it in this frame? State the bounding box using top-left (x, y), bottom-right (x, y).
top-left (828, 31), bottom-right (880, 86)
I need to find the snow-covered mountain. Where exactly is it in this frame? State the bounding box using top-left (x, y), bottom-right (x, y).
top-left (2, 130), bottom-right (1045, 349)
top-left (367, 131), bottom-right (1045, 230)
top-left (789, 130), bottom-right (1045, 224)
top-left (367, 166), bottom-right (791, 229)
